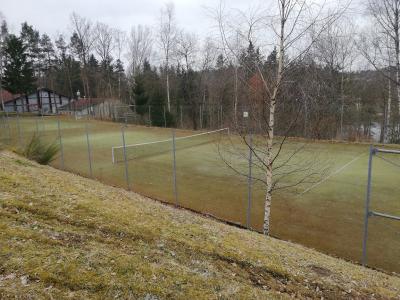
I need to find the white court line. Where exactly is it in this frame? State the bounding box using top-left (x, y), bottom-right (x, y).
top-left (300, 152), bottom-right (365, 195)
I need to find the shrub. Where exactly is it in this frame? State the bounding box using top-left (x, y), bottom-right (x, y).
top-left (23, 134), bottom-right (59, 165)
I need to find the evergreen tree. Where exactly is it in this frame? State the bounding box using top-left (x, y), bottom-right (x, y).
top-left (20, 22), bottom-right (40, 77)
top-left (2, 34), bottom-right (35, 95)
top-left (239, 41), bottom-right (264, 79)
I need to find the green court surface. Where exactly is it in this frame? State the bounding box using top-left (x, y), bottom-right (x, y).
top-left (1, 115), bottom-right (399, 273)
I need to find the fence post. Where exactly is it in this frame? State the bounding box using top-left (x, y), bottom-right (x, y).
top-left (35, 118), bottom-right (39, 135)
top-left (6, 113), bottom-right (11, 142)
top-left (220, 105), bottom-right (223, 128)
top-left (362, 145), bottom-right (374, 266)
top-left (57, 117), bottom-right (64, 170)
top-left (171, 129), bottom-right (178, 206)
top-left (180, 105), bottom-right (183, 128)
top-left (148, 105), bottom-right (152, 127)
top-left (164, 105), bottom-right (167, 128)
top-left (16, 111), bottom-right (22, 147)
top-left (85, 122), bottom-right (93, 178)
top-left (121, 125), bottom-right (131, 190)
top-left (41, 110), bottom-right (45, 132)
top-left (246, 132), bottom-right (253, 229)
top-left (199, 104), bottom-right (203, 129)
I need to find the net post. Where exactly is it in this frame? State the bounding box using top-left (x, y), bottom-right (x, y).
top-left (172, 129), bottom-right (178, 206)
top-left (85, 122), bottom-right (93, 178)
top-left (57, 116), bottom-right (64, 170)
top-left (362, 145), bottom-right (374, 266)
top-left (246, 132), bottom-right (253, 229)
top-left (121, 125), bottom-right (131, 190)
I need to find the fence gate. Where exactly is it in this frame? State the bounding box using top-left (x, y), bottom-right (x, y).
top-left (362, 145), bottom-right (400, 266)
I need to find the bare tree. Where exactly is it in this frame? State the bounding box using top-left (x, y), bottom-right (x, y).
top-left (371, 0), bottom-right (400, 120)
top-left (126, 25), bottom-right (153, 76)
top-left (114, 29), bottom-right (126, 100)
top-left (158, 2), bottom-right (177, 112)
top-left (70, 12), bottom-right (95, 98)
top-left (175, 31), bottom-right (198, 72)
top-left (216, 0), bottom-right (346, 235)
top-left (312, 19), bottom-right (357, 139)
top-left (94, 22), bottom-right (116, 97)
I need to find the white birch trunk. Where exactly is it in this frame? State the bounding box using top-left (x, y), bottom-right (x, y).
top-left (264, 0), bottom-right (285, 235)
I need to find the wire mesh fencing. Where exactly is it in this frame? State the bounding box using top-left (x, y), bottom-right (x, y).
top-left (1, 111), bottom-right (399, 273)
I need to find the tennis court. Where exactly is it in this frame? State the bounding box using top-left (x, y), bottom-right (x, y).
top-left (1, 114), bottom-right (399, 273)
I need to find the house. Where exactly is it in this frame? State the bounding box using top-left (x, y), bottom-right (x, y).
top-left (2, 87), bottom-right (73, 114)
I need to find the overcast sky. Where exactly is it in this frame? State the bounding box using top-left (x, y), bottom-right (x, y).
top-left (1, 0), bottom-right (259, 39)
top-left (1, 0), bottom-right (365, 38)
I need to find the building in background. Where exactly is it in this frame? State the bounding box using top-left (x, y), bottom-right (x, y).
top-left (2, 87), bottom-right (72, 114)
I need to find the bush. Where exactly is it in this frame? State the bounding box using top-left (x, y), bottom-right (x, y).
top-left (23, 134), bottom-right (59, 165)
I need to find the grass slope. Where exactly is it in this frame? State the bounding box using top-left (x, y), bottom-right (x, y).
top-left (0, 151), bottom-right (399, 299)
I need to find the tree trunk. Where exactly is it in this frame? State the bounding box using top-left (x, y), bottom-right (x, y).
top-left (387, 77), bottom-right (392, 142)
top-left (264, 0), bottom-right (285, 236)
top-left (166, 56), bottom-right (171, 112)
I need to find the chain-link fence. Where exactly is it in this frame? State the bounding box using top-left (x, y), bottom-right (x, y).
top-left (1, 109), bottom-right (399, 273)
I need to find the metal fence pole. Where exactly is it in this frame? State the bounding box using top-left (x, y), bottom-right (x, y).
top-left (6, 112), bottom-right (11, 142)
top-left (16, 112), bottom-right (22, 147)
top-left (41, 110), bottom-right (45, 132)
top-left (85, 122), bottom-right (93, 178)
top-left (121, 125), bottom-right (131, 190)
top-left (57, 117), bottom-right (64, 170)
top-left (148, 105), bottom-right (152, 127)
top-left (164, 105), bottom-right (167, 128)
top-left (35, 118), bottom-right (39, 135)
top-left (172, 129), bottom-right (178, 206)
top-left (199, 104), bottom-right (203, 129)
top-left (220, 105), bottom-right (223, 128)
top-left (362, 145), bottom-right (374, 266)
top-left (180, 105), bottom-right (183, 128)
top-left (246, 132), bottom-right (253, 229)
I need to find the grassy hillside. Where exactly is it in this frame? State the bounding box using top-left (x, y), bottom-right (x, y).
top-left (0, 151), bottom-right (399, 299)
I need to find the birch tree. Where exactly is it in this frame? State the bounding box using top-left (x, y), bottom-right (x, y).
top-left (366, 0), bottom-right (400, 139)
top-left (216, 0), bottom-right (346, 235)
top-left (158, 2), bottom-right (177, 112)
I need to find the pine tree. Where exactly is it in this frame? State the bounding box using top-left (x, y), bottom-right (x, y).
top-left (2, 34), bottom-right (35, 95)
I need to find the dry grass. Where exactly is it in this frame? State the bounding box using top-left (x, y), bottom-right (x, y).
top-left (0, 150), bottom-right (399, 299)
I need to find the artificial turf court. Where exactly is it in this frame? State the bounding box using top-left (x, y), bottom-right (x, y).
top-left (1, 115), bottom-right (399, 273)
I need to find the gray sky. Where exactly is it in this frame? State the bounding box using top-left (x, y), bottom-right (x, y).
top-left (1, 0), bottom-right (256, 38)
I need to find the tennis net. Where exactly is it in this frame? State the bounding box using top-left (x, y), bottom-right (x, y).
top-left (112, 127), bottom-right (229, 163)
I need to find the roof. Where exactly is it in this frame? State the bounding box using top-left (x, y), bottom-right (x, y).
top-left (1, 90), bottom-right (20, 103)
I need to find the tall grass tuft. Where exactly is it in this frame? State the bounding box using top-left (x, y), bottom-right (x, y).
top-left (23, 134), bottom-right (59, 165)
